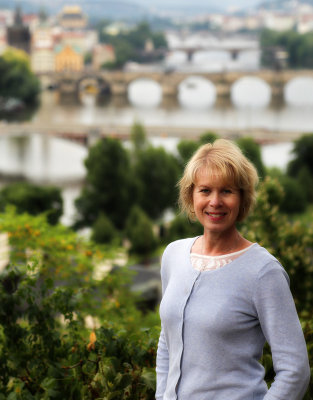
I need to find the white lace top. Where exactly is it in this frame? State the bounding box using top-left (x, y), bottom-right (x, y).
top-left (191, 243), bottom-right (256, 272)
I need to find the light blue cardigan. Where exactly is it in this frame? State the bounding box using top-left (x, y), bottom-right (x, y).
top-left (156, 238), bottom-right (310, 400)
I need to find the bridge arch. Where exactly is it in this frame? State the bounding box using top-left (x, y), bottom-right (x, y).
top-left (177, 75), bottom-right (216, 108)
top-left (231, 76), bottom-right (271, 108)
top-left (77, 75), bottom-right (111, 97)
top-left (284, 76), bottom-right (313, 107)
top-left (128, 78), bottom-right (162, 107)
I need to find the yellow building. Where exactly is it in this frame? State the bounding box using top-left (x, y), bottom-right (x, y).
top-left (55, 44), bottom-right (83, 72)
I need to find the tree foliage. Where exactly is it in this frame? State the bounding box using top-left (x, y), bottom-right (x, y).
top-left (165, 214), bottom-right (203, 243)
top-left (0, 207), bottom-right (158, 399)
top-left (236, 137), bottom-right (266, 179)
top-left (74, 138), bottom-right (138, 230)
top-left (0, 48), bottom-right (40, 103)
top-left (98, 21), bottom-right (167, 69)
top-left (260, 28), bottom-right (313, 68)
top-left (91, 213), bottom-right (120, 245)
top-left (130, 121), bottom-right (147, 153)
top-left (0, 182), bottom-right (63, 225)
top-left (135, 146), bottom-right (180, 219)
top-left (176, 139), bottom-right (199, 170)
top-left (287, 134), bottom-right (313, 177)
top-left (125, 206), bottom-right (158, 257)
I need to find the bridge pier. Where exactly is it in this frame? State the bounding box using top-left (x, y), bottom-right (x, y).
top-left (270, 82), bottom-right (285, 107)
top-left (111, 82), bottom-right (128, 97)
top-left (111, 95), bottom-right (129, 108)
top-left (215, 82), bottom-right (232, 107)
top-left (161, 95), bottom-right (179, 109)
top-left (161, 83), bottom-right (178, 108)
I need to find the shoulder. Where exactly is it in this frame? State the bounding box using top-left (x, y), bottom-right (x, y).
top-left (246, 244), bottom-right (289, 285)
top-left (162, 237), bottom-right (197, 259)
top-left (160, 237), bottom-right (197, 280)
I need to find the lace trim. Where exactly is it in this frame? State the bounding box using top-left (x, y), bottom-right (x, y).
top-left (191, 243), bottom-right (255, 272)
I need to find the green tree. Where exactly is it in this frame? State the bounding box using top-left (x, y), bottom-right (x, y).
top-left (130, 121), bottom-right (147, 153)
top-left (0, 182), bottom-right (63, 225)
top-left (98, 21), bottom-right (167, 69)
top-left (176, 139), bottom-right (199, 169)
top-left (297, 166), bottom-right (313, 202)
top-left (265, 168), bottom-right (307, 214)
top-left (165, 214), bottom-right (203, 243)
top-left (74, 138), bottom-right (138, 230)
top-left (236, 137), bottom-right (266, 178)
top-left (125, 206), bottom-right (158, 257)
top-left (0, 48), bottom-right (40, 103)
top-left (279, 175), bottom-right (307, 214)
top-left (287, 134), bottom-right (313, 177)
top-left (135, 146), bottom-right (180, 219)
top-left (260, 28), bottom-right (313, 69)
top-left (199, 131), bottom-right (220, 145)
top-left (91, 213), bottom-right (120, 245)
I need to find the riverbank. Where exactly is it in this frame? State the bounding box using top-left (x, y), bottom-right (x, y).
top-left (0, 120), bottom-right (305, 144)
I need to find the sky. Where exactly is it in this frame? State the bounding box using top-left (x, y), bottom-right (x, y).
top-left (5, 0), bottom-right (264, 13)
top-left (133, 0), bottom-right (261, 8)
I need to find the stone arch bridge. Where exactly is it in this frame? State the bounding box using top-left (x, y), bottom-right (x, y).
top-left (43, 69), bottom-right (313, 106)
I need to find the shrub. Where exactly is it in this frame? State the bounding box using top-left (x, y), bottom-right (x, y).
top-left (165, 214), bottom-right (203, 243)
top-left (0, 264), bottom-right (158, 399)
top-left (125, 206), bottom-right (158, 257)
top-left (0, 182), bottom-right (63, 225)
top-left (91, 213), bottom-right (120, 245)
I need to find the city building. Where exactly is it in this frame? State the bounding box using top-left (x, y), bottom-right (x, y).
top-left (0, 10), bottom-right (14, 27)
top-left (58, 6), bottom-right (87, 30)
top-left (92, 44), bottom-right (115, 69)
top-left (263, 12), bottom-right (295, 31)
top-left (0, 27), bottom-right (7, 55)
top-left (55, 44), bottom-right (83, 72)
top-left (31, 12), bottom-right (55, 73)
top-left (297, 13), bottom-right (313, 33)
top-left (61, 29), bottom-right (98, 53)
top-left (6, 6), bottom-right (31, 54)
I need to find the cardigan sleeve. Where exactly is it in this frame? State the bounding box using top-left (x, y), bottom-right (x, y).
top-left (253, 262), bottom-right (310, 400)
top-left (155, 244), bottom-right (171, 399)
top-left (155, 326), bottom-right (169, 400)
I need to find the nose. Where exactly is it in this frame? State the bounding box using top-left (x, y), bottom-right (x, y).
top-left (209, 191), bottom-right (222, 207)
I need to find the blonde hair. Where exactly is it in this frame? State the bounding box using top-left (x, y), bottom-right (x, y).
top-left (178, 139), bottom-right (259, 222)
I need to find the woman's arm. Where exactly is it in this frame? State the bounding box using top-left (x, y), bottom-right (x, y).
top-left (254, 263), bottom-right (310, 400)
top-left (155, 327), bottom-right (169, 400)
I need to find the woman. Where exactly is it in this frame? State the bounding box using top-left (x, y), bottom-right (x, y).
top-left (156, 139), bottom-right (310, 400)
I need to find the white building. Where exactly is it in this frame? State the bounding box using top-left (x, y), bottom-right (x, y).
top-left (31, 25), bottom-right (55, 73)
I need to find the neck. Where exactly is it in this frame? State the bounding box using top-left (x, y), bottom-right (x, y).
top-left (201, 229), bottom-right (248, 256)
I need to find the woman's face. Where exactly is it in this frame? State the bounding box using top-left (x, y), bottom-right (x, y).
top-left (192, 168), bottom-right (241, 236)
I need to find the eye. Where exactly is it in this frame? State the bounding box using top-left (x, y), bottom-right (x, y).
top-left (200, 188), bottom-right (210, 194)
top-left (222, 189), bottom-right (232, 194)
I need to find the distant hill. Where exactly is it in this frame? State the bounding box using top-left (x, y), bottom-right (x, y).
top-left (0, 0), bottom-right (149, 20)
top-left (0, 0), bottom-right (260, 19)
top-left (257, 0), bottom-right (311, 10)
top-left (2, 0), bottom-right (311, 20)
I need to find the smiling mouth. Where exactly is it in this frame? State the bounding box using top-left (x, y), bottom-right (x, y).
top-left (206, 212), bottom-right (226, 217)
